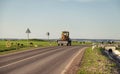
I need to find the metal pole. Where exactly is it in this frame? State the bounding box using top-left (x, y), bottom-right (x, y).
top-left (26, 28), bottom-right (31, 47)
top-left (48, 35), bottom-right (49, 41)
top-left (27, 33), bottom-right (29, 47)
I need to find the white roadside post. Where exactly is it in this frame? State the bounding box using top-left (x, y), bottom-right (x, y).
top-left (92, 43), bottom-right (96, 50)
top-left (26, 28), bottom-right (31, 47)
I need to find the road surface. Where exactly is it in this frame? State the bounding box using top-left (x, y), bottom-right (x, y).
top-left (0, 46), bottom-right (85, 74)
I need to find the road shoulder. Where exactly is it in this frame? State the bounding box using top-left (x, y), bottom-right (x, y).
top-left (62, 47), bottom-right (88, 74)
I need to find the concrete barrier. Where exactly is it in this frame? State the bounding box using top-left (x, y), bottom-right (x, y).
top-left (104, 45), bottom-right (120, 63)
top-left (105, 46), bottom-right (116, 51)
top-left (112, 50), bottom-right (120, 56)
top-left (107, 48), bottom-right (120, 63)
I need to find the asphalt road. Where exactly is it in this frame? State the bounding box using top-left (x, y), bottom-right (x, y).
top-left (0, 46), bottom-right (85, 74)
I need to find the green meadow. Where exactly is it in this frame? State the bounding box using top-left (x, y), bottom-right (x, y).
top-left (0, 39), bottom-right (57, 55)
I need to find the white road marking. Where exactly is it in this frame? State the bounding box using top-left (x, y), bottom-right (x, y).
top-left (0, 48), bottom-right (59, 69)
top-left (61, 47), bottom-right (87, 74)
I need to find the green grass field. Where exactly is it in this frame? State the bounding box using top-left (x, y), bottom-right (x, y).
top-left (77, 47), bottom-right (120, 74)
top-left (0, 40), bottom-right (57, 55)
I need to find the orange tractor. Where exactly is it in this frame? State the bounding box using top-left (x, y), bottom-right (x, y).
top-left (57, 31), bottom-right (71, 46)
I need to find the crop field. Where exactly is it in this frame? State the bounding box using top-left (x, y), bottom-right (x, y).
top-left (0, 40), bottom-right (57, 54)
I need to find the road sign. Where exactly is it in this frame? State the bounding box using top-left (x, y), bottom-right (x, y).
top-left (46, 32), bottom-right (50, 36)
top-left (26, 28), bottom-right (31, 33)
top-left (26, 28), bottom-right (31, 47)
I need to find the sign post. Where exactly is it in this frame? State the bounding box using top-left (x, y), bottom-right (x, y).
top-left (46, 32), bottom-right (50, 41)
top-left (46, 32), bottom-right (50, 45)
top-left (26, 28), bottom-right (31, 47)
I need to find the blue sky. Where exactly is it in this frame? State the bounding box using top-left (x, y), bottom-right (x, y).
top-left (0, 0), bottom-right (120, 39)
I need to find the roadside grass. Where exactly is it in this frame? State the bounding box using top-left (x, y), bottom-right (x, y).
top-left (77, 47), bottom-right (120, 74)
top-left (0, 40), bottom-right (57, 55)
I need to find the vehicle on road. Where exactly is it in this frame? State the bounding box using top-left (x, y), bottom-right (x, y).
top-left (57, 31), bottom-right (71, 46)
